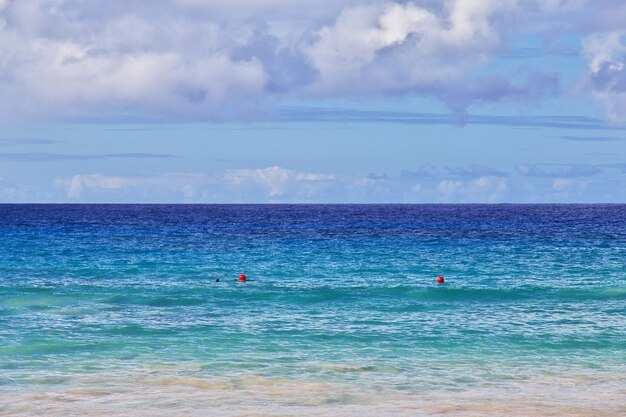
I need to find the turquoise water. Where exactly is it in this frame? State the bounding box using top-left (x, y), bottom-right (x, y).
top-left (1, 204), bottom-right (625, 416)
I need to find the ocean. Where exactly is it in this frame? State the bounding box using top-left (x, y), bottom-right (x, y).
top-left (0, 204), bottom-right (625, 416)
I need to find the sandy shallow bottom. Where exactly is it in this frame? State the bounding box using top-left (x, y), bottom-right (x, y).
top-left (2, 370), bottom-right (625, 417)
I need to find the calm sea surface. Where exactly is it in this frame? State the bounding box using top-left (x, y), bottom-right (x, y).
top-left (1, 204), bottom-right (625, 416)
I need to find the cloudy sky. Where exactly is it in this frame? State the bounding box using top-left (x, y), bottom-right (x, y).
top-left (1, 0), bottom-right (626, 203)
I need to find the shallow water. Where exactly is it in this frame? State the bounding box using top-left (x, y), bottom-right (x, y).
top-left (1, 204), bottom-right (625, 415)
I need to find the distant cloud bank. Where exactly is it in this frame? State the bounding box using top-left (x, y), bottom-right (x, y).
top-left (28, 162), bottom-right (621, 203)
top-left (0, 0), bottom-right (626, 122)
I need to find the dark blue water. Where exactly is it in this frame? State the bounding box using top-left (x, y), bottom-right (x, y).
top-left (1, 204), bottom-right (625, 415)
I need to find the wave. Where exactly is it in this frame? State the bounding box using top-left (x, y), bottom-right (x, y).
top-left (269, 284), bottom-right (626, 305)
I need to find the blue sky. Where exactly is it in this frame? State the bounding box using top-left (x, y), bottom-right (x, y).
top-left (1, 0), bottom-right (626, 203)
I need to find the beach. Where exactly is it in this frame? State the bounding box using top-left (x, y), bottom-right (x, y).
top-left (3, 368), bottom-right (625, 416)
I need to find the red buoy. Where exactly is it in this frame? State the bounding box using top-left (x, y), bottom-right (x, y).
top-left (437, 276), bottom-right (445, 284)
top-left (239, 274), bottom-right (247, 282)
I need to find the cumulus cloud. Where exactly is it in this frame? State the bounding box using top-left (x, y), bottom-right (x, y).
top-left (224, 166), bottom-right (335, 198)
top-left (583, 31), bottom-right (626, 123)
top-left (55, 172), bottom-right (212, 200)
top-left (61, 174), bottom-right (132, 198)
top-left (551, 178), bottom-right (592, 190)
top-left (0, 0), bottom-right (590, 123)
top-left (0, 0), bottom-right (269, 122)
top-left (16, 161), bottom-right (622, 203)
top-left (437, 175), bottom-right (508, 202)
top-left (0, 175), bottom-right (51, 201)
top-left (55, 167), bottom-right (337, 202)
top-left (303, 0), bottom-right (532, 110)
top-left (0, 0), bottom-right (625, 123)
top-left (547, 178), bottom-right (595, 201)
top-left (54, 165), bottom-right (514, 203)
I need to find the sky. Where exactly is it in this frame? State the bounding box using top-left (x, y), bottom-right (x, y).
top-left (1, 0), bottom-right (626, 203)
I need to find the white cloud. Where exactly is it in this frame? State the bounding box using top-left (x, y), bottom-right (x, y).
top-left (55, 166), bottom-right (515, 203)
top-left (582, 31), bottom-right (626, 123)
top-left (305, 3), bottom-right (438, 89)
top-left (225, 166), bottom-right (335, 198)
top-left (552, 178), bottom-right (592, 190)
top-left (0, 0), bottom-right (272, 122)
top-left (0, 0), bottom-right (560, 123)
top-left (437, 179), bottom-right (464, 197)
top-left (61, 174), bottom-right (133, 198)
top-left (0, 0), bottom-right (624, 122)
top-left (0, 176), bottom-right (50, 201)
top-left (54, 167), bottom-right (338, 202)
top-left (7, 163), bottom-right (619, 203)
top-left (0, 23), bottom-right (267, 121)
top-left (437, 175), bottom-right (508, 202)
top-left (583, 32), bottom-right (626, 73)
top-left (304, 0), bottom-right (513, 96)
top-left (55, 173), bottom-right (212, 200)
